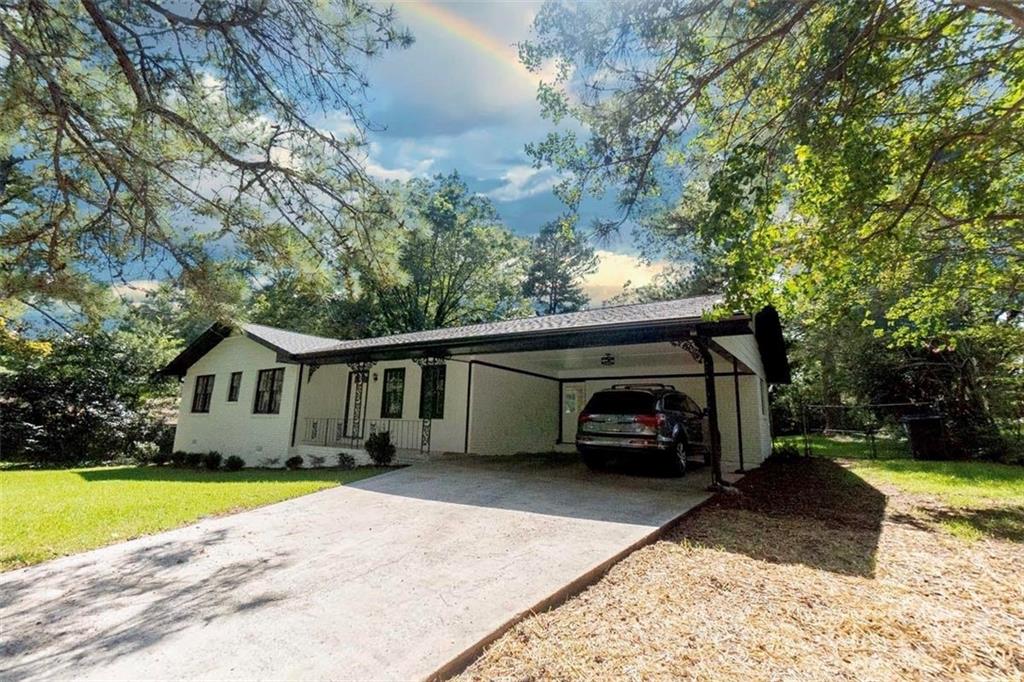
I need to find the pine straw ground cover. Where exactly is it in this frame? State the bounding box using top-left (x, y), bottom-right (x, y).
top-left (456, 458), bottom-right (1024, 681)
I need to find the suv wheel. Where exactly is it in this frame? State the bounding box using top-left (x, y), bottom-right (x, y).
top-left (664, 440), bottom-right (688, 477)
top-left (582, 450), bottom-right (606, 471)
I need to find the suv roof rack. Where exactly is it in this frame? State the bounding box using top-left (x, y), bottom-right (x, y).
top-left (608, 383), bottom-right (677, 392)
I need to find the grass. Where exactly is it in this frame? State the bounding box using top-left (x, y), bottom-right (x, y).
top-left (847, 457), bottom-right (1024, 506)
top-left (0, 465), bottom-right (388, 570)
top-left (778, 433), bottom-right (1024, 505)
top-left (773, 434), bottom-right (1024, 543)
top-left (457, 456), bottom-right (1024, 680)
top-left (776, 432), bottom-right (910, 459)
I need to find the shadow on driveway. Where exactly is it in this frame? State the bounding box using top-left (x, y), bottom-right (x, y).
top-left (0, 528), bottom-right (289, 680)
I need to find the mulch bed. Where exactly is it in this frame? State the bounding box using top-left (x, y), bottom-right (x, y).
top-left (455, 458), bottom-right (1024, 681)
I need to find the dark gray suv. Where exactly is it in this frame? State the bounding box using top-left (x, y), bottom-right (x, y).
top-left (575, 383), bottom-right (709, 475)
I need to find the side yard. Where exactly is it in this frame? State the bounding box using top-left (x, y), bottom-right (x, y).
top-left (0, 466), bottom-right (387, 570)
top-left (457, 446), bottom-right (1024, 680)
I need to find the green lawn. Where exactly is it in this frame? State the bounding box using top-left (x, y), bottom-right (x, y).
top-left (777, 434), bottom-right (1024, 505)
top-left (0, 466), bottom-right (388, 570)
top-left (845, 458), bottom-right (1024, 506)
top-left (777, 434), bottom-right (1024, 542)
top-left (777, 432), bottom-right (910, 459)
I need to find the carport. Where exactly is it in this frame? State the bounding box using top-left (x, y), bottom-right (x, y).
top-left (288, 296), bottom-right (790, 483)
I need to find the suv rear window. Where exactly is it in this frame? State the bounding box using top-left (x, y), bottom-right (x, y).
top-left (584, 391), bottom-right (656, 415)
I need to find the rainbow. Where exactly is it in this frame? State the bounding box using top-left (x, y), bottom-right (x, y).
top-left (398, 1), bottom-right (540, 88)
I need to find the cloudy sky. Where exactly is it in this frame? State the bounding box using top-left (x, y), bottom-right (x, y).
top-left (350, 0), bottom-right (666, 305)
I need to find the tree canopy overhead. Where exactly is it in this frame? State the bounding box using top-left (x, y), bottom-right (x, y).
top-left (1, 0), bottom-right (411, 322)
top-left (524, 0), bottom-right (1023, 347)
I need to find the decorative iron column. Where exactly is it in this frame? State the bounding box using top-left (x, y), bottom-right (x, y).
top-left (347, 360), bottom-right (375, 440)
top-left (413, 354), bottom-right (448, 453)
top-left (672, 336), bottom-right (725, 489)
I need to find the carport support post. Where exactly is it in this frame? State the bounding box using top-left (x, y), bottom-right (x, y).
top-left (696, 337), bottom-right (725, 490)
top-left (347, 361), bottom-right (375, 440)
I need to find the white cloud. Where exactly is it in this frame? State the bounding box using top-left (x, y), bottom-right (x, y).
top-left (110, 279), bottom-right (162, 304)
top-left (485, 165), bottom-right (558, 202)
top-left (318, 111), bottom-right (361, 139)
top-left (582, 251), bottom-right (668, 304)
top-left (364, 156), bottom-right (435, 182)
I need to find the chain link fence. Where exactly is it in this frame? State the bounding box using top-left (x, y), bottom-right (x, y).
top-left (797, 402), bottom-right (940, 459)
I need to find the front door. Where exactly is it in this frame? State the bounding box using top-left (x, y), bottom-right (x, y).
top-left (561, 382), bottom-right (586, 442)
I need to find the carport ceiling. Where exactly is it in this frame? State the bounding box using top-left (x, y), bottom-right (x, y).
top-left (467, 342), bottom-right (709, 374)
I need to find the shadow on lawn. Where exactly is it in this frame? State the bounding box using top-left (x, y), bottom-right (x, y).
top-left (0, 527), bottom-right (289, 681)
top-left (675, 457), bottom-right (887, 578)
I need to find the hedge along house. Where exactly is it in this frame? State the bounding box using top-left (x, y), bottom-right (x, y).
top-left (160, 295), bottom-right (790, 482)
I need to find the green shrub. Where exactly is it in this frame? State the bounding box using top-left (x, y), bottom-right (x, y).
top-left (152, 452), bottom-right (170, 466)
top-left (336, 452), bottom-right (356, 470)
top-left (203, 451), bottom-right (222, 471)
top-left (134, 441), bottom-right (160, 464)
top-left (308, 455), bottom-right (326, 468)
top-left (258, 457), bottom-right (281, 468)
top-left (185, 452), bottom-right (203, 468)
top-left (170, 451), bottom-right (188, 467)
top-left (365, 431), bottom-right (395, 466)
top-left (224, 455), bottom-right (245, 471)
top-left (285, 455), bottom-right (304, 470)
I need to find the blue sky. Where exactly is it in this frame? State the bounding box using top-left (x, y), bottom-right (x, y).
top-left (346, 0), bottom-right (668, 303)
top-left (107, 1), bottom-right (669, 309)
top-left (360, 1), bottom-right (565, 234)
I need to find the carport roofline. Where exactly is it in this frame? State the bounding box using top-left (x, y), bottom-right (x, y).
top-left (284, 316), bottom-right (753, 365)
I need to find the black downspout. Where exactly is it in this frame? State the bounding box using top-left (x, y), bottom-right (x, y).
top-left (697, 338), bottom-right (724, 488)
top-left (463, 361), bottom-right (473, 453)
top-left (289, 363), bottom-right (304, 448)
top-left (342, 371), bottom-right (353, 437)
top-left (733, 357), bottom-right (745, 472)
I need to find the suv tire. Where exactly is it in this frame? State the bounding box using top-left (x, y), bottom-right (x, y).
top-left (664, 439), bottom-right (688, 477)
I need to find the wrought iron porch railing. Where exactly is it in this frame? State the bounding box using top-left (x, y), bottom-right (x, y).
top-left (301, 417), bottom-right (429, 452)
top-left (366, 419), bottom-right (426, 452)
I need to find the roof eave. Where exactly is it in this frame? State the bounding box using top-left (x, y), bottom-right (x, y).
top-left (291, 314), bottom-right (753, 365)
top-left (156, 323), bottom-right (234, 378)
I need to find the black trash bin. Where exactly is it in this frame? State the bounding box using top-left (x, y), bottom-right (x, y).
top-left (901, 415), bottom-right (948, 460)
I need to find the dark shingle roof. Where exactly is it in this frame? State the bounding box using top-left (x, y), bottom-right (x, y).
top-left (242, 323), bottom-right (341, 355)
top-left (297, 294), bottom-right (726, 358)
top-left (158, 323), bottom-right (343, 377)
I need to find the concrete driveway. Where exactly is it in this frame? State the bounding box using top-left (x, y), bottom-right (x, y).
top-left (0, 457), bottom-right (713, 681)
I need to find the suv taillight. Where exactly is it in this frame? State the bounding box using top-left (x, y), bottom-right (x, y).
top-left (578, 412), bottom-right (592, 424)
top-left (634, 414), bottom-right (663, 428)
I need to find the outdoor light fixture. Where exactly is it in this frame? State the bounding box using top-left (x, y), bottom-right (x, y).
top-left (600, 353), bottom-right (615, 366)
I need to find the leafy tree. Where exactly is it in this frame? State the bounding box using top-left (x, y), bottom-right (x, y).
top-left (526, 0), bottom-right (1023, 456)
top-left (0, 0), bottom-right (411, 322)
top-left (361, 173), bottom-right (531, 333)
top-left (247, 270), bottom-right (375, 340)
top-left (0, 319), bottom-right (180, 463)
top-left (522, 218), bottom-right (598, 314)
top-left (524, 0), bottom-right (1022, 344)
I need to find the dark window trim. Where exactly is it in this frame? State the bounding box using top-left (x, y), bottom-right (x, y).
top-left (253, 367), bottom-right (285, 415)
top-left (227, 371), bottom-right (243, 402)
top-left (419, 365), bottom-right (446, 420)
top-left (380, 367), bottom-right (406, 419)
top-left (192, 374), bottom-right (215, 413)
